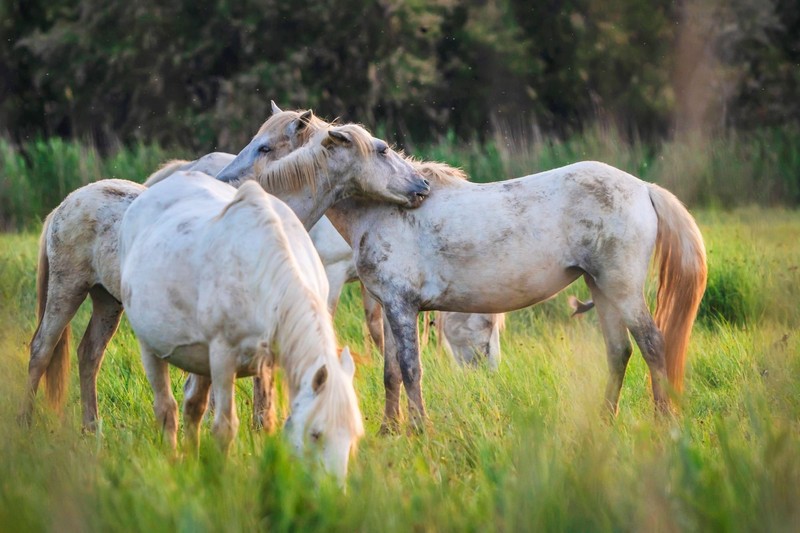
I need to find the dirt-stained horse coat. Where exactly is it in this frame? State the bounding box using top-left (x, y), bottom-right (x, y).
top-left (20, 110), bottom-right (429, 431)
top-left (325, 160), bottom-right (707, 430)
top-left (120, 174), bottom-right (363, 481)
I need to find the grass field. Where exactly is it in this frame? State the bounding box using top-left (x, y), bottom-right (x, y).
top-left (1, 208), bottom-right (799, 532)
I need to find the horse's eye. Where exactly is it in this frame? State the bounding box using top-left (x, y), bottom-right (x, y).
top-left (377, 144), bottom-right (388, 156)
top-left (258, 145), bottom-right (272, 154)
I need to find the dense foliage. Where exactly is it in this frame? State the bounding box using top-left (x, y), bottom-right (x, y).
top-left (1, 0), bottom-right (798, 151)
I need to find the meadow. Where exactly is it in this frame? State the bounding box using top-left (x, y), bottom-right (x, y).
top-left (1, 205), bottom-right (799, 532)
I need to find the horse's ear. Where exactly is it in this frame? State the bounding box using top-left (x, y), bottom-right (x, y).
top-left (323, 129), bottom-right (351, 148)
top-left (270, 100), bottom-right (283, 115)
top-left (287, 110), bottom-right (314, 137)
top-left (298, 110), bottom-right (313, 130)
top-left (340, 346), bottom-right (355, 380)
top-left (312, 364), bottom-right (328, 393)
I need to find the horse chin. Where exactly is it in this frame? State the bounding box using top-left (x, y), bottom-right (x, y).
top-left (406, 192), bottom-right (428, 208)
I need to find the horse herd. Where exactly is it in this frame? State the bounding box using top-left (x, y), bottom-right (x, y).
top-left (18, 103), bottom-right (707, 484)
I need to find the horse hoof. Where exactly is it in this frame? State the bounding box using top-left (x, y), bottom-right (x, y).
top-left (16, 410), bottom-right (32, 428)
top-left (378, 421), bottom-right (400, 436)
top-left (407, 419), bottom-right (427, 436)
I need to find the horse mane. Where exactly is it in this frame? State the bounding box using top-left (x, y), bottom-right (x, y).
top-left (409, 158), bottom-right (470, 186)
top-left (222, 184), bottom-right (363, 440)
top-left (249, 123), bottom-right (377, 196)
top-left (144, 159), bottom-right (190, 187)
top-left (308, 364), bottom-right (365, 442)
top-left (256, 109), bottom-right (331, 146)
top-left (270, 244), bottom-right (365, 440)
top-left (215, 180), bottom-right (270, 221)
top-left (330, 123), bottom-right (374, 158)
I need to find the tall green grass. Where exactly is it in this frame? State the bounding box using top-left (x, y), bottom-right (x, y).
top-left (0, 139), bottom-right (179, 230)
top-left (416, 125), bottom-right (800, 212)
top-left (3, 126), bottom-right (800, 230)
top-left (1, 209), bottom-right (799, 531)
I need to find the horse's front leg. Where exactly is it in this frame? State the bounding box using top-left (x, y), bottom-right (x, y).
top-left (361, 283), bottom-right (384, 352)
top-left (140, 343), bottom-right (179, 450)
top-left (380, 310), bottom-right (403, 434)
top-left (209, 339), bottom-right (239, 454)
top-left (252, 361), bottom-right (276, 432)
top-left (384, 303), bottom-right (426, 432)
top-left (78, 286), bottom-right (123, 431)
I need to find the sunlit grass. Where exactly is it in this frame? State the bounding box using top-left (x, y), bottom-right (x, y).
top-left (0, 208), bottom-right (799, 531)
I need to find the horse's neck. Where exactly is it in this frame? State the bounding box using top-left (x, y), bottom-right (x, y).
top-left (273, 297), bottom-right (338, 399)
top-left (272, 177), bottom-right (347, 231)
top-left (324, 199), bottom-right (365, 247)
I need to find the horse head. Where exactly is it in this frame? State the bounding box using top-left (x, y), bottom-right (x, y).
top-left (283, 346), bottom-right (364, 485)
top-left (321, 124), bottom-right (430, 207)
top-left (215, 103), bottom-right (327, 184)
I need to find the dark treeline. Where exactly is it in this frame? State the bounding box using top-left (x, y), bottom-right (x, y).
top-left (1, 0), bottom-right (798, 152)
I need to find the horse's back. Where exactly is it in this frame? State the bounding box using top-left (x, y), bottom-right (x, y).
top-left (144, 153), bottom-right (236, 187)
top-left (121, 173), bottom-right (328, 356)
top-left (46, 179), bottom-right (145, 297)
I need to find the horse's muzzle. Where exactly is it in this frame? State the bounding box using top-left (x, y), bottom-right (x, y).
top-left (408, 179), bottom-right (430, 207)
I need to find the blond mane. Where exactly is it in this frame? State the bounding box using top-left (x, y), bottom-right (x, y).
top-left (409, 158), bottom-right (470, 186)
top-left (249, 123), bottom-right (379, 196)
top-left (243, 202), bottom-right (364, 441)
top-left (220, 182), bottom-right (363, 441)
top-left (256, 109), bottom-right (331, 145)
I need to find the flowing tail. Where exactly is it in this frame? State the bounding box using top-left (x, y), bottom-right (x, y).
top-left (35, 215), bottom-right (72, 410)
top-left (648, 184), bottom-right (707, 394)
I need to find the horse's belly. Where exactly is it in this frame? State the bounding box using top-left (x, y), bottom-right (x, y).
top-left (425, 267), bottom-right (581, 313)
top-left (159, 341), bottom-right (265, 378)
top-left (162, 343), bottom-right (211, 375)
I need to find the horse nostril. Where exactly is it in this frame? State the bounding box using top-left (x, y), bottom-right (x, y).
top-left (422, 179), bottom-right (430, 188)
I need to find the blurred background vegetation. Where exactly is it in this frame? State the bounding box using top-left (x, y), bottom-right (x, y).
top-left (1, 0), bottom-right (799, 228)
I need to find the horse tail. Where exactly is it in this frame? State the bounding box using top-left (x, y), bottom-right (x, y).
top-left (647, 183), bottom-right (707, 394)
top-left (143, 159), bottom-right (190, 187)
top-left (36, 215), bottom-right (72, 410)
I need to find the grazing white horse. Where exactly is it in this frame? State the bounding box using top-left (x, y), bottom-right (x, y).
top-left (325, 160), bottom-right (707, 430)
top-left (20, 107), bottom-right (429, 431)
top-left (436, 312), bottom-right (505, 370)
top-left (120, 174), bottom-right (364, 481)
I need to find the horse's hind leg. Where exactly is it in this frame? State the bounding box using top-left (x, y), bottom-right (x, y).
top-left (628, 314), bottom-right (668, 413)
top-left (590, 276), bottom-right (668, 414)
top-left (183, 374), bottom-right (211, 455)
top-left (20, 288), bottom-right (86, 424)
top-left (140, 343), bottom-right (179, 450)
top-left (252, 362), bottom-right (276, 432)
top-left (586, 278), bottom-right (633, 416)
top-left (77, 285), bottom-right (123, 431)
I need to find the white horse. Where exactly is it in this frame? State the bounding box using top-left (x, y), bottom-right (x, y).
top-left (310, 215), bottom-right (506, 367)
top-left (325, 160), bottom-right (707, 430)
top-left (436, 312), bottom-right (505, 370)
top-left (20, 107), bottom-right (429, 431)
top-left (120, 174), bottom-right (363, 481)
